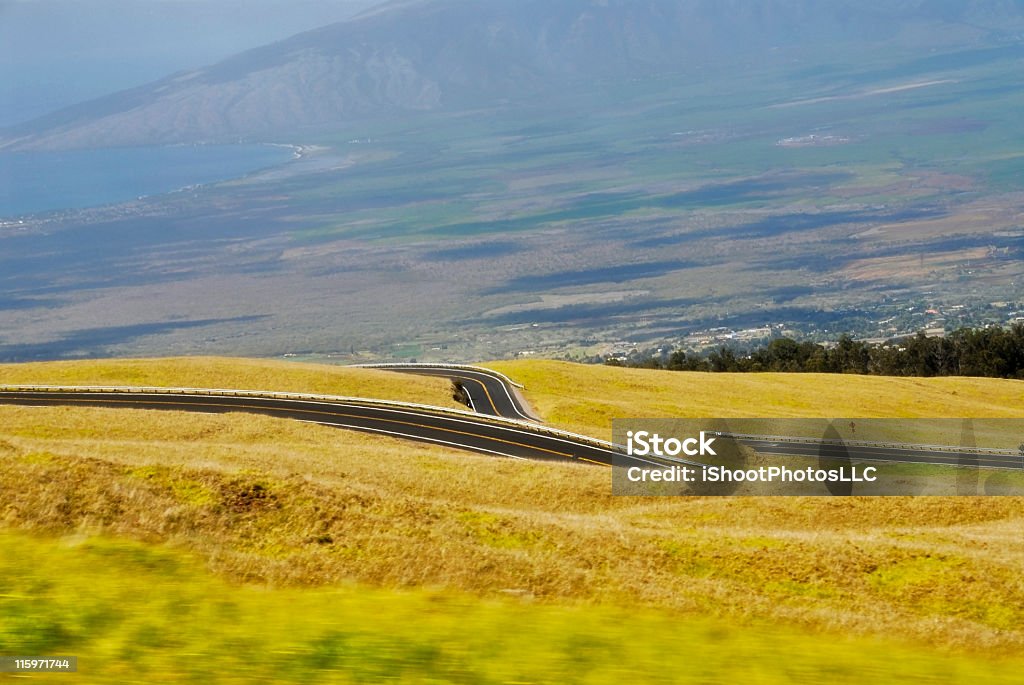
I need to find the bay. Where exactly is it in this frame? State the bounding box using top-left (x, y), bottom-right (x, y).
top-left (0, 144), bottom-right (294, 218)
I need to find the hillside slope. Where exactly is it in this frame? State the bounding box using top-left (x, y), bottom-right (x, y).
top-left (1, 357), bottom-right (1023, 659)
top-left (6, 0), bottom-right (1024, 149)
top-left (0, 356), bottom-right (461, 409)
top-left (485, 359), bottom-right (1024, 439)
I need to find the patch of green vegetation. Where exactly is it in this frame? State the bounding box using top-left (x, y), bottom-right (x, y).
top-left (456, 510), bottom-right (542, 550)
top-left (739, 536), bottom-right (787, 550)
top-left (869, 554), bottom-right (966, 595)
top-left (979, 154), bottom-right (1024, 191)
top-left (658, 539), bottom-right (716, 577)
top-left (127, 465), bottom-right (216, 508)
top-left (18, 451), bottom-right (58, 465)
top-left (171, 479), bottom-right (216, 507)
top-left (3, 532), bottom-right (1022, 683)
top-left (389, 343), bottom-right (424, 359)
top-left (866, 553), bottom-right (1022, 631)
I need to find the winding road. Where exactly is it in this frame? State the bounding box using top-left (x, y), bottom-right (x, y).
top-left (0, 385), bottom-right (644, 467)
top-left (1, 365), bottom-right (1019, 473)
top-left (353, 363), bottom-right (537, 420)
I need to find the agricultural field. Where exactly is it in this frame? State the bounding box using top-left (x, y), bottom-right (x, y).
top-left (4, 43), bottom-right (1024, 361)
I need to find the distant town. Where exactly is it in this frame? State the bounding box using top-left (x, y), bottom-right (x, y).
top-left (592, 299), bottom-right (1024, 366)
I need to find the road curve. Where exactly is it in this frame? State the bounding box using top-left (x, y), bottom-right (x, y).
top-left (0, 388), bottom-right (640, 467)
top-left (354, 364), bottom-right (538, 421)
top-left (2, 388), bottom-right (1016, 473)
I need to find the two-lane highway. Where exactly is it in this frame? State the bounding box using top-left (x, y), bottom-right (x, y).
top-left (3, 381), bottom-right (1019, 475)
top-left (0, 388), bottom-right (632, 466)
top-left (734, 435), bottom-right (1024, 470)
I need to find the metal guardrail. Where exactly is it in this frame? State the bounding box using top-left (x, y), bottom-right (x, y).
top-left (0, 385), bottom-right (619, 454)
top-left (9, 386), bottom-right (1013, 462)
top-left (351, 363), bottom-right (526, 389)
top-left (725, 432), bottom-right (1022, 456)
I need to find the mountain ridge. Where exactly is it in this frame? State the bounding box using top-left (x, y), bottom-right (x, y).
top-left (5, 0), bottom-right (1024, 150)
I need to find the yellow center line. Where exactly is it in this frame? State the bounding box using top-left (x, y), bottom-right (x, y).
top-left (394, 369), bottom-right (501, 415)
top-left (333, 411), bottom-right (574, 459)
top-left (7, 395), bottom-right (583, 461)
top-left (464, 377), bottom-right (499, 414)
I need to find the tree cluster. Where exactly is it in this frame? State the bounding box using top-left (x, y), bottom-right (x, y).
top-left (618, 324), bottom-right (1024, 379)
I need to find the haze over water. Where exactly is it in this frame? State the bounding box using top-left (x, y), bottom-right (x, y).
top-left (0, 144), bottom-right (295, 219)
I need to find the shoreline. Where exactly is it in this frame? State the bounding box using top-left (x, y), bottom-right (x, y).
top-left (0, 143), bottom-right (298, 220)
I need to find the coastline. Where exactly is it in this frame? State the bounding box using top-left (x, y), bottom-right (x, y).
top-left (0, 143), bottom-right (297, 220)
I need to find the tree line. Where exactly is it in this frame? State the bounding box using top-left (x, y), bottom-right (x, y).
top-left (615, 324), bottom-right (1024, 379)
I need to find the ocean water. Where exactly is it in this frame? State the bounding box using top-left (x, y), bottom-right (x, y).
top-left (0, 144), bottom-right (294, 219)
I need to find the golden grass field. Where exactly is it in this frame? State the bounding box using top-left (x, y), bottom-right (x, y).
top-left (486, 359), bottom-right (1024, 439)
top-left (0, 356), bottom-right (462, 409)
top-left (2, 357), bottom-right (1024, 682)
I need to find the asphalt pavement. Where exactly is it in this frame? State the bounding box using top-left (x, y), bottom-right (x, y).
top-left (358, 364), bottom-right (537, 420)
top-left (0, 389), bottom-right (631, 466)
top-left (736, 436), bottom-right (1023, 470)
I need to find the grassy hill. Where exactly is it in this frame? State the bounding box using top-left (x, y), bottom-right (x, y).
top-left (0, 356), bottom-right (462, 408)
top-left (2, 357), bottom-right (1024, 682)
top-left (5, 532), bottom-right (1020, 684)
top-left (486, 359), bottom-right (1024, 439)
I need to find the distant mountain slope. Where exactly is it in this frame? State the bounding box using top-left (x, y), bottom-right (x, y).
top-left (0, 0), bottom-right (382, 127)
top-left (5, 0), bottom-right (1024, 150)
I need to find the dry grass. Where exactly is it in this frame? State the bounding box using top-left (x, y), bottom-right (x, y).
top-left (0, 356), bottom-right (461, 408)
top-left (7, 534), bottom-right (1019, 685)
top-left (841, 246), bottom-right (992, 282)
top-left (2, 370), bottom-right (1024, 657)
top-left (485, 359), bottom-right (1024, 439)
top-left (867, 202), bottom-right (1024, 241)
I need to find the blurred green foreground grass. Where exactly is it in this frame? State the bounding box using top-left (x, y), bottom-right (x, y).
top-left (1, 533), bottom-right (1021, 684)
